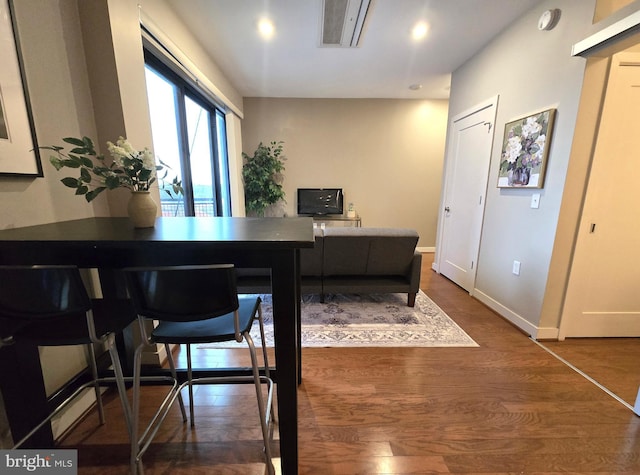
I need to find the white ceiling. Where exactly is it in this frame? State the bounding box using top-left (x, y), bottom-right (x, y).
top-left (166, 0), bottom-right (542, 99)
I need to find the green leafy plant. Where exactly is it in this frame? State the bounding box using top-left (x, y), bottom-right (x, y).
top-left (43, 136), bottom-right (182, 202)
top-left (156, 159), bottom-right (185, 216)
top-left (242, 141), bottom-right (286, 216)
top-left (157, 163), bottom-right (185, 201)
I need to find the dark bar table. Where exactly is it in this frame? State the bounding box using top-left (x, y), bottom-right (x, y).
top-left (0, 216), bottom-right (314, 475)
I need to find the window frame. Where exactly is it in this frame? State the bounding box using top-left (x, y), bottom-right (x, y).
top-left (144, 49), bottom-right (231, 217)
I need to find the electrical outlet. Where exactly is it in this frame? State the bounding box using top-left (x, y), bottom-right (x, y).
top-left (512, 260), bottom-right (521, 275)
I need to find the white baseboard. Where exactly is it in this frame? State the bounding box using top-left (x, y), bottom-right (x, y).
top-left (472, 288), bottom-right (559, 340)
top-left (535, 326), bottom-right (561, 340)
top-left (142, 343), bottom-right (171, 366)
top-left (417, 246), bottom-right (435, 253)
top-left (420, 263), bottom-right (558, 339)
top-left (52, 389), bottom-right (101, 441)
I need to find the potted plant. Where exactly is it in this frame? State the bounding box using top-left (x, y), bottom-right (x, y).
top-left (44, 136), bottom-right (157, 202)
top-left (44, 136), bottom-right (182, 226)
top-left (242, 141), bottom-right (286, 217)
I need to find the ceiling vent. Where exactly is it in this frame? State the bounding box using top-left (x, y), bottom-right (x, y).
top-left (321, 0), bottom-right (372, 47)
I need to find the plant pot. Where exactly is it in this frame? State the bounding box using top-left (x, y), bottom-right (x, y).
top-left (127, 191), bottom-right (157, 228)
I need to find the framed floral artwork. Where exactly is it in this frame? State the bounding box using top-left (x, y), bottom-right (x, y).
top-left (497, 108), bottom-right (555, 188)
top-left (0, 0), bottom-right (42, 176)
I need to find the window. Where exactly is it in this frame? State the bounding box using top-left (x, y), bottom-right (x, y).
top-left (144, 52), bottom-right (231, 217)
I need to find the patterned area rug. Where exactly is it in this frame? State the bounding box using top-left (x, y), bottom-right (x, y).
top-left (199, 291), bottom-right (478, 348)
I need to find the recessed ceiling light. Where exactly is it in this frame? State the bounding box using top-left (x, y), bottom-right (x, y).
top-left (409, 84), bottom-right (423, 91)
top-left (258, 18), bottom-right (275, 39)
top-left (412, 22), bottom-right (428, 41)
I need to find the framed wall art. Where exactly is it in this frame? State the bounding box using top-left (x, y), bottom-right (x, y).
top-left (497, 108), bottom-right (555, 188)
top-left (0, 0), bottom-right (42, 176)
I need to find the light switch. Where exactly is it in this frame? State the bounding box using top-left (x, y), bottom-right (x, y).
top-left (512, 260), bottom-right (521, 275)
top-left (531, 193), bottom-right (540, 209)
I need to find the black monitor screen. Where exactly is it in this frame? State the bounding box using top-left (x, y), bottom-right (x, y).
top-left (297, 188), bottom-right (343, 215)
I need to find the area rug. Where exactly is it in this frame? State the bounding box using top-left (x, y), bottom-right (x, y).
top-left (198, 291), bottom-right (478, 348)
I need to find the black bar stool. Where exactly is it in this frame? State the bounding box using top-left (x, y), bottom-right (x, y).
top-left (0, 265), bottom-right (134, 448)
top-left (124, 264), bottom-right (275, 475)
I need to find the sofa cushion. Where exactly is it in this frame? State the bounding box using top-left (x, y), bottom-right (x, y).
top-left (322, 227), bottom-right (418, 276)
top-left (367, 234), bottom-right (419, 275)
top-left (321, 229), bottom-right (368, 275)
top-left (300, 228), bottom-right (324, 277)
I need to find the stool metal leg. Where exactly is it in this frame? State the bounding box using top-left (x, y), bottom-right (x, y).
top-left (255, 303), bottom-right (277, 423)
top-left (130, 341), bottom-right (146, 475)
top-left (164, 343), bottom-right (187, 423)
top-left (186, 344), bottom-right (196, 427)
top-left (245, 331), bottom-right (275, 475)
top-left (105, 334), bottom-right (132, 438)
top-left (131, 340), bottom-right (190, 474)
top-left (87, 343), bottom-right (105, 425)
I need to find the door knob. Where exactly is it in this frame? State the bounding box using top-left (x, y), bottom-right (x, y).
top-left (444, 207), bottom-right (450, 212)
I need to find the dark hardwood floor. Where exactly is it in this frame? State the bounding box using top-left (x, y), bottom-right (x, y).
top-left (59, 253), bottom-right (640, 474)
top-left (540, 337), bottom-right (640, 408)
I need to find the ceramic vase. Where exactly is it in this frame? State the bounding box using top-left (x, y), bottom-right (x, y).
top-left (127, 191), bottom-right (157, 228)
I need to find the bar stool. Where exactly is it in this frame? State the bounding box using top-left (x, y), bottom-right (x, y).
top-left (0, 265), bottom-right (134, 448)
top-left (124, 264), bottom-right (275, 475)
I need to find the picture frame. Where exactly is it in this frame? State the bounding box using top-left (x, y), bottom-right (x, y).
top-left (497, 108), bottom-right (555, 188)
top-left (0, 0), bottom-right (42, 177)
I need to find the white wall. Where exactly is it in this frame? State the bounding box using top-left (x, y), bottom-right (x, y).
top-left (444, 0), bottom-right (597, 336)
top-left (241, 97), bottom-right (448, 247)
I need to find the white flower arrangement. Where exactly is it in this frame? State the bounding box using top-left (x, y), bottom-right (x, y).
top-left (44, 136), bottom-right (168, 202)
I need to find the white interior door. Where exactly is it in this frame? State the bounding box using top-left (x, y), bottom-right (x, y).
top-left (437, 98), bottom-right (497, 292)
top-left (560, 53), bottom-right (640, 338)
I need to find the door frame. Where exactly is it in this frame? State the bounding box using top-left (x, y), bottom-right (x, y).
top-left (434, 95), bottom-right (498, 295)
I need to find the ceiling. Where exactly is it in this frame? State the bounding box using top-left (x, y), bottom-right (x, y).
top-left (166, 0), bottom-right (542, 100)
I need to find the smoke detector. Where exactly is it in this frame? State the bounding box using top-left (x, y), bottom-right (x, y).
top-left (538, 9), bottom-right (560, 31)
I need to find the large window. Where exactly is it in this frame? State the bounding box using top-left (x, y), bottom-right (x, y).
top-left (144, 53), bottom-right (231, 217)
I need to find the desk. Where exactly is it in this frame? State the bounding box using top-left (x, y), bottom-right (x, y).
top-left (310, 215), bottom-right (361, 227)
top-left (0, 217), bottom-right (314, 475)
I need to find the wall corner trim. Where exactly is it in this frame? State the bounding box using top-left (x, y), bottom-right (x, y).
top-left (573, 9), bottom-right (640, 57)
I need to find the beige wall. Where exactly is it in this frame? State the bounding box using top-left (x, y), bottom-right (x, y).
top-left (593, 0), bottom-right (636, 21)
top-left (0, 0), bottom-right (102, 445)
top-left (0, 0), bottom-right (107, 230)
top-left (77, 0), bottom-right (156, 217)
top-left (241, 98), bottom-right (448, 247)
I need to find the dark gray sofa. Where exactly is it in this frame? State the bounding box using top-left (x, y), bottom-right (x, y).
top-left (236, 227), bottom-right (421, 307)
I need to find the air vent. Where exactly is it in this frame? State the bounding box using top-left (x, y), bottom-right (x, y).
top-left (321, 0), bottom-right (371, 47)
